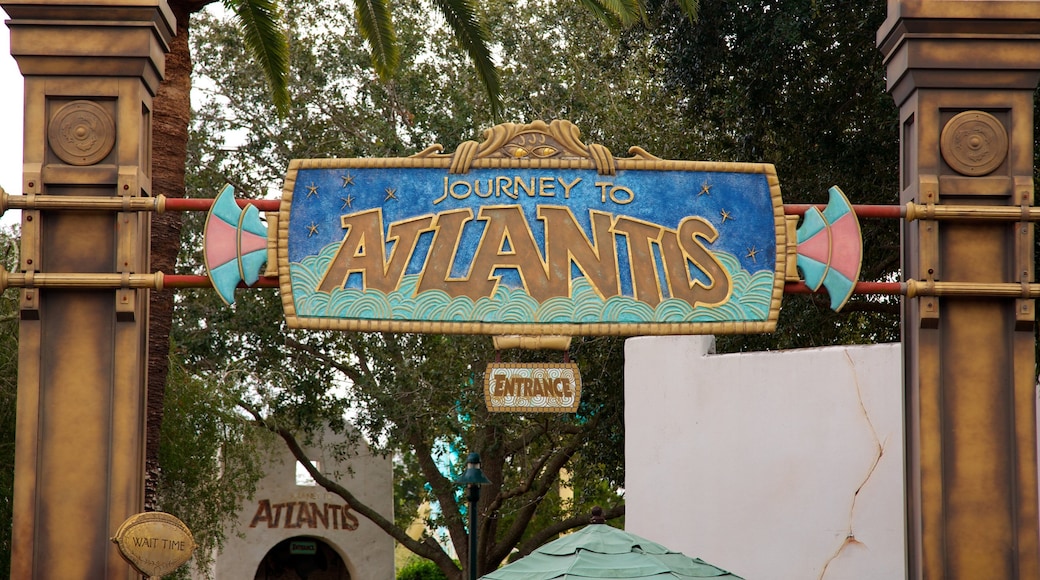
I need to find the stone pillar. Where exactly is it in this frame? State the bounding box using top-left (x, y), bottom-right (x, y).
top-left (3, 2), bottom-right (173, 578)
top-left (878, 2), bottom-right (1040, 578)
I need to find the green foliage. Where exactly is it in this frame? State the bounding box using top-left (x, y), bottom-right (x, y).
top-left (156, 357), bottom-right (276, 578)
top-left (185, 6), bottom-right (639, 576)
top-left (182, 0), bottom-right (903, 577)
top-left (0, 227), bottom-right (18, 578)
top-left (398, 558), bottom-right (450, 580)
top-left (642, 0), bottom-right (901, 351)
top-left (224, 0), bottom-right (292, 113)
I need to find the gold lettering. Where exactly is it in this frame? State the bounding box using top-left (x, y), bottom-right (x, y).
top-left (451, 180), bottom-right (472, 200)
top-left (314, 201), bottom-right (734, 312)
top-left (539, 206), bottom-right (619, 300)
top-left (417, 209), bottom-right (496, 298)
top-left (513, 177), bottom-right (533, 199)
top-left (664, 217), bottom-right (731, 306)
top-left (557, 177), bottom-right (581, 199)
top-left (609, 185), bottom-right (634, 205)
top-left (467, 206), bottom-right (552, 300)
top-left (613, 216), bottom-right (665, 307)
top-left (594, 181), bottom-right (634, 205)
top-left (474, 179), bottom-right (494, 198)
top-left (434, 177), bottom-right (448, 204)
top-left (539, 176), bottom-right (555, 197)
top-left (318, 210), bottom-right (433, 293)
top-left (496, 176), bottom-right (513, 199)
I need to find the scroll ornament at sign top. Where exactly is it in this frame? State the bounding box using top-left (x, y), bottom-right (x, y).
top-left (203, 120), bottom-right (864, 331)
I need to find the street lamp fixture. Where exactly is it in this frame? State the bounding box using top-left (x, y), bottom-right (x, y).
top-left (456, 452), bottom-right (490, 580)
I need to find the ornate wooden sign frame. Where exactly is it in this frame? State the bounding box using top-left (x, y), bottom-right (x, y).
top-left (277, 120), bottom-right (786, 335)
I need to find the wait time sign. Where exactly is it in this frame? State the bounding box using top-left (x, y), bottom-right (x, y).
top-left (275, 120), bottom-right (787, 335)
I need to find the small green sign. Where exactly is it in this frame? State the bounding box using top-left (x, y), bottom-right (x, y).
top-left (290, 540), bottom-right (317, 555)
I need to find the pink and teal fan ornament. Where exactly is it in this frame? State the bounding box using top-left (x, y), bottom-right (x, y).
top-left (203, 184), bottom-right (269, 305)
top-left (795, 186), bottom-right (863, 311)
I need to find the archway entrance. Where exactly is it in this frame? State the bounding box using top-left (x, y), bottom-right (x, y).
top-left (254, 537), bottom-right (350, 580)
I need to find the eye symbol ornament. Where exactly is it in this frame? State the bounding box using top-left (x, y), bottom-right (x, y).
top-left (503, 143), bottom-right (560, 159)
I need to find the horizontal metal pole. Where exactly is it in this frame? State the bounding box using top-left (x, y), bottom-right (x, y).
top-left (0, 192), bottom-right (281, 214)
top-left (906, 280), bottom-right (1040, 298)
top-left (162, 275), bottom-right (279, 289)
top-left (783, 203), bottom-right (905, 219)
top-left (787, 280), bottom-right (1040, 298)
top-left (784, 281), bottom-right (905, 295)
top-left (0, 191), bottom-right (164, 213)
top-left (904, 202), bottom-right (1040, 222)
top-left (4, 191), bottom-right (1039, 225)
top-left (0, 271), bottom-right (164, 292)
top-left (0, 270), bottom-right (280, 293)
top-left (162, 197), bottom-right (281, 212)
top-left (3, 271), bottom-right (1033, 300)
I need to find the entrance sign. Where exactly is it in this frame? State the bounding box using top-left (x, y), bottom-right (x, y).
top-left (277, 121), bottom-right (787, 335)
top-left (485, 362), bottom-right (582, 413)
top-left (290, 540), bottom-right (318, 555)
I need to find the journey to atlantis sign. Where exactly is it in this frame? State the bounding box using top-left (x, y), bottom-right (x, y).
top-left (270, 121), bottom-right (789, 336)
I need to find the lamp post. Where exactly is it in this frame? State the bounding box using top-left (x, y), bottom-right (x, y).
top-left (456, 452), bottom-right (491, 580)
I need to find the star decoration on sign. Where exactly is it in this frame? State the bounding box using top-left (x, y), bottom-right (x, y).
top-left (720, 209), bottom-right (733, 223)
top-left (698, 181), bottom-right (712, 196)
top-left (307, 222), bottom-right (319, 237)
top-left (384, 187), bottom-right (398, 201)
top-left (341, 173), bottom-right (355, 187)
top-left (746, 246), bottom-right (759, 263)
top-left (306, 183), bottom-right (319, 198)
top-left (341, 194), bottom-right (355, 210)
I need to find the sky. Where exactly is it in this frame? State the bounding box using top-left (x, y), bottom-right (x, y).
top-left (0, 10), bottom-right (24, 229)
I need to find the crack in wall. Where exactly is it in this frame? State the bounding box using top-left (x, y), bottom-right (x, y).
top-left (818, 351), bottom-right (888, 580)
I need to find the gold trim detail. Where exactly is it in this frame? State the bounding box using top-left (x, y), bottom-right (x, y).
top-left (48, 100), bottom-right (115, 166)
top-left (492, 335), bottom-right (572, 350)
top-left (940, 110), bottom-right (1008, 177)
top-left (278, 121), bottom-right (787, 337)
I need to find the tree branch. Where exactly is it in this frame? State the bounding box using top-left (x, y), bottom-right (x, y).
top-left (408, 430), bottom-right (470, 564)
top-left (513, 503), bottom-right (626, 559)
top-left (237, 400), bottom-right (460, 574)
top-left (486, 420), bottom-right (594, 567)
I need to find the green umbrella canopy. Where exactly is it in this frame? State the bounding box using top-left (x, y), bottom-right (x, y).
top-left (480, 511), bottom-right (744, 580)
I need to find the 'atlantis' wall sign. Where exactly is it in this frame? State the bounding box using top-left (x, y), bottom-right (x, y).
top-left (277, 120), bottom-right (787, 335)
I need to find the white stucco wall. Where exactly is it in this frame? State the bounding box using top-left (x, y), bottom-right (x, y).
top-left (210, 428), bottom-right (394, 579)
top-left (624, 336), bottom-right (904, 580)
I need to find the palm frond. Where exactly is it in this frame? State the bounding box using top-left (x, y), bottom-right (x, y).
top-left (574, 0), bottom-right (623, 29)
top-left (224, 0), bottom-right (291, 114)
top-left (431, 0), bottom-right (502, 119)
top-left (673, 0), bottom-right (699, 22)
top-left (354, 0), bottom-right (399, 80)
top-left (599, 0), bottom-right (647, 27)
